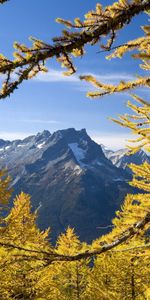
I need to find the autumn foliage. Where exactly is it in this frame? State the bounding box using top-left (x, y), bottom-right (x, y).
top-left (0, 0), bottom-right (150, 299)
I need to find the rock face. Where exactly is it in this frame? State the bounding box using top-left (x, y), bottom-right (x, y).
top-left (0, 128), bottom-right (142, 242)
top-left (102, 146), bottom-right (150, 172)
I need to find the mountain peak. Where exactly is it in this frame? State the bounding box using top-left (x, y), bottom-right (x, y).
top-left (103, 146), bottom-right (150, 171)
top-left (36, 130), bottom-right (51, 138)
top-left (79, 128), bottom-right (87, 135)
top-left (55, 128), bottom-right (90, 143)
top-left (0, 127), bottom-right (135, 242)
top-left (59, 128), bottom-right (87, 136)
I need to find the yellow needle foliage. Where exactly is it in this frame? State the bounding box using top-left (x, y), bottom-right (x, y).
top-left (0, 169), bottom-right (12, 206)
top-left (0, 1), bottom-right (149, 98)
top-left (80, 21), bottom-right (150, 98)
top-left (87, 244), bottom-right (150, 300)
top-left (0, 1), bottom-right (150, 299)
top-left (35, 228), bottom-right (89, 300)
top-left (111, 94), bottom-right (150, 153)
top-left (0, 192), bottom-right (52, 300)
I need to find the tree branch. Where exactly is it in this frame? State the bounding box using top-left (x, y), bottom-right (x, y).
top-left (112, 243), bottom-right (150, 253)
top-left (0, 0), bottom-right (149, 98)
top-left (1, 211), bottom-right (150, 263)
top-left (0, 0), bottom-right (9, 3)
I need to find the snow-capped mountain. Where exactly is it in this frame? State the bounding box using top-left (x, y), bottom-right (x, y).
top-left (0, 129), bottom-right (138, 242)
top-left (102, 145), bottom-right (150, 171)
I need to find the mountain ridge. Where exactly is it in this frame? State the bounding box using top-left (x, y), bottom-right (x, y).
top-left (0, 128), bottom-right (147, 242)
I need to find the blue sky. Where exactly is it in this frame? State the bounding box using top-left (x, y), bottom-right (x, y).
top-left (0, 0), bottom-right (149, 149)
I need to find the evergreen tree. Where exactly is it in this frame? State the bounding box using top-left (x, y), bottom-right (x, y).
top-left (35, 227), bottom-right (89, 300)
top-left (0, 1), bottom-right (149, 98)
top-left (0, 169), bottom-right (12, 220)
top-left (0, 192), bottom-right (51, 299)
top-left (0, 1), bottom-right (150, 299)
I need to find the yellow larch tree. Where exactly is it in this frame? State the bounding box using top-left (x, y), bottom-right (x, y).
top-left (0, 1), bottom-right (149, 299)
top-left (0, 192), bottom-right (52, 300)
top-left (0, 1), bottom-right (149, 98)
top-left (0, 169), bottom-right (12, 222)
top-left (87, 246), bottom-right (150, 300)
top-left (35, 227), bottom-right (89, 300)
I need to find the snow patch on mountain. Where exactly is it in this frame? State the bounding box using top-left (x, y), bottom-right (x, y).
top-left (73, 165), bottom-right (82, 174)
top-left (17, 144), bottom-right (26, 148)
top-left (37, 142), bottom-right (45, 149)
top-left (5, 146), bottom-right (11, 150)
top-left (113, 178), bottom-right (124, 182)
top-left (68, 143), bottom-right (87, 166)
top-left (10, 175), bottom-right (20, 187)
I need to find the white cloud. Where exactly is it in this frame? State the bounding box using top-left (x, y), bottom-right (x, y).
top-left (0, 130), bottom-right (136, 150)
top-left (21, 119), bottom-right (60, 124)
top-left (33, 68), bottom-right (134, 85)
top-left (90, 133), bottom-right (134, 150)
top-left (0, 132), bottom-right (31, 141)
top-left (34, 68), bottom-right (79, 83)
top-left (95, 73), bottom-right (134, 83)
top-left (0, 118), bottom-right (60, 125)
top-left (78, 72), bottom-right (135, 92)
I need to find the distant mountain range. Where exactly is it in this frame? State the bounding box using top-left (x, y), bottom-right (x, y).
top-left (101, 145), bottom-right (149, 171)
top-left (0, 128), bottom-right (149, 242)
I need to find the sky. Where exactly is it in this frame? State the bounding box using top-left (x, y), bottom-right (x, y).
top-left (0, 0), bottom-right (149, 149)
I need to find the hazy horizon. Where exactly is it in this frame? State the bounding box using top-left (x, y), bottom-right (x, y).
top-left (0, 127), bottom-right (134, 150)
